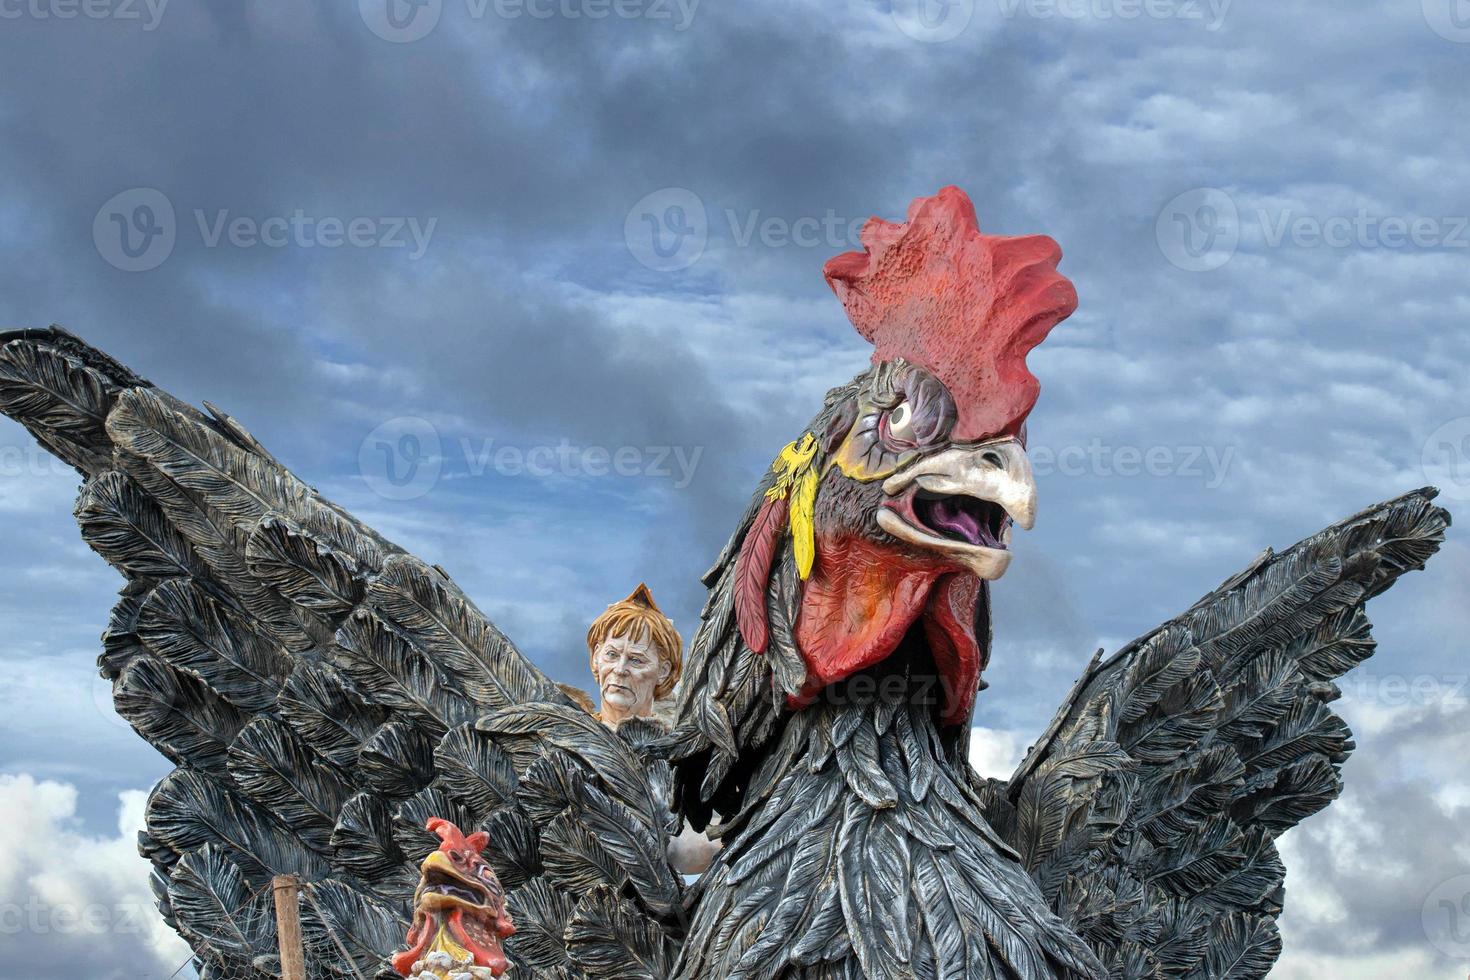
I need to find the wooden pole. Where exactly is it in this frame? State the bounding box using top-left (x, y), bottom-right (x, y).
top-left (272, 874), bottom-right (308, 980)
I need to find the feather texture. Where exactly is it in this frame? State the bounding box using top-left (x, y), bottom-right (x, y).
top-left (0, 329), bottom-right (657, 978)
top-left (0, 332), bottom-right (119, 472)
top-left (366, 556), bottom-right (563, 710)
top-left (114, 654), bottom-right (247, 769)
top-left (988, 489), bottom-right (1449, 979)
top-left (733, 495), bottom-right (788, 654)
top-left (228, 717), bottom-right (352, 853)
top-left (136, 580), bottom-right (292, 713)
top-left (566, 886), bottom-right (677, 980)
top-left (299, 878), bottom-right (410, 977)
top-left (166, 845), bottom-right (275, 966)
top-left (479, 704), bottom-right (668, 834)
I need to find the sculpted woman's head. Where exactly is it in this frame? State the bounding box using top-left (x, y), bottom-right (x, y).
top-left (586, 584), bottom-right (682, 727)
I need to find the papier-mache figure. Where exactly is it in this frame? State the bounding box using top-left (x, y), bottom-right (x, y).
top-left (392, 818), bottom-right (516, 978)
top-left (4, 187), bottom-right (1449, 978)
top-left (585, 583), bottom-right (681, 728)
top-left (580, 584), bottom-right (721, 874)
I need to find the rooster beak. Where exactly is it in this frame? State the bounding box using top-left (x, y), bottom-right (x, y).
top-left (416, 851), bottom-right (494, 911)
top-left (875, 438), bottom-right (1036, 580)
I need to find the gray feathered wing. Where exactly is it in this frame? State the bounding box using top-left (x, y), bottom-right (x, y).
top-left (979, 488), bottom-right (1450, 978)
top-left (0, 327), bottom-right (682, 980)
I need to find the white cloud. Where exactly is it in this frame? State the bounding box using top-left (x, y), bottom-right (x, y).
top-left (0, 774), bottom-right (187, 978)
top-left (1271, 947), bottom-right (1455, 980)
top-left (968, 726), bottom-right (1026, 780)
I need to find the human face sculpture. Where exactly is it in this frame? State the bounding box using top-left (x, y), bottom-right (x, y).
top-left (593, 631), bottom-right (670, 727)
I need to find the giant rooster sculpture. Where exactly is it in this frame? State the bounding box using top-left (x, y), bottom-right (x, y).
top-left (0, 186), bottom-right (1450, 980)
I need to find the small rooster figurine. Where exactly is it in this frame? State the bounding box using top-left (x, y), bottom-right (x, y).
top-left (392, 819), bottom-right (516, 979)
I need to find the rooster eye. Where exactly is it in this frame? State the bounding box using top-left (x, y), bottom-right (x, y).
top-left (887, 402), bottom-right (915, 443)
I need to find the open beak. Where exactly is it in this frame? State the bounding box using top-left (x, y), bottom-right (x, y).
top-left (875, 437), bottom-right (1036, 579)
top-left (416, 851), bottom-right (493, 911)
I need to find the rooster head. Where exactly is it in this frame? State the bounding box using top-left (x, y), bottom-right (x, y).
top-left (392, 818), bottom-right (515, 977)
top-left (734, 186), bottom-right (1075, 727)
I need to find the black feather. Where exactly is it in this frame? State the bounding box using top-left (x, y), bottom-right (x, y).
top-left (136, 580), bottom-right (292, 713)
top-left (565, 886), bottom-right (676, 980)
top-left (114, 654), bottom-right (246, 769)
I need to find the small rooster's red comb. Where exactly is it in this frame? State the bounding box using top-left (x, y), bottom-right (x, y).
top-left (426, 817), bottom-right (488, 854)
top-left (824, 186), bottom-right (1076, 442)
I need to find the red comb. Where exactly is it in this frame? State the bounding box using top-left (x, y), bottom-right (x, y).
top-left (823, 186), bottom-right (1076, 442)
top-left (426, 817), bottom-right (487, 854)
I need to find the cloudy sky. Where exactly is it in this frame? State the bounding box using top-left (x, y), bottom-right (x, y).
top-left (0, 1), bottom-right (1467, 976)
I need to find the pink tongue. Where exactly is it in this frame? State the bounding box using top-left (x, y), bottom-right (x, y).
top-left (930, 498), bottom-right (981, 544)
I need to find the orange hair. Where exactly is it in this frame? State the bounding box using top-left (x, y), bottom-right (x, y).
top-left (586, 584), bottom-right (683, 699)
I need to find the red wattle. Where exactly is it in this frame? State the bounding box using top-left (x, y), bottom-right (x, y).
top-left (790, 532), bottom-right (985, 725)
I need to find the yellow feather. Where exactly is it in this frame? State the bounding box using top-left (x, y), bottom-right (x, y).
top-left (791, 463), bottom-right (818, 579)
top-left (763, 433), bottom-right (820, 579)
